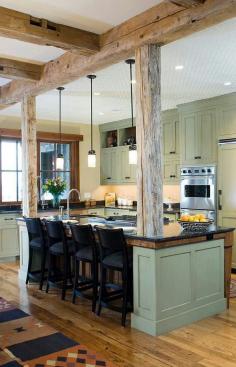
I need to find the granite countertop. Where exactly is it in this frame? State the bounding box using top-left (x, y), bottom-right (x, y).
top-left (17, 214), bottom-right (234, 246)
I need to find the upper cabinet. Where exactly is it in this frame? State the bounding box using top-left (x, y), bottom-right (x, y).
top-left (162, 110), bottom-right (179, 160)
top-left (180, 108), bottom-right (217, 165)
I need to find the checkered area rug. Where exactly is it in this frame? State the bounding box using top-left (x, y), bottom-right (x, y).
top-left (0, 297), bottom-right (115, 367)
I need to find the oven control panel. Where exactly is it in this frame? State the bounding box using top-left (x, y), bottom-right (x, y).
top-left (181, 166), bottom-right (215, 176)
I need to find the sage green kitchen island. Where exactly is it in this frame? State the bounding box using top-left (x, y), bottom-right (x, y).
top-left (17, 217), bottom-right (234, 336)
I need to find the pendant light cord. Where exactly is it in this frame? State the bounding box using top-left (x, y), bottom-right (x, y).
top-left (59, 88), bottom-right (62, 153)
top-left (130, 63), bottom-right (134, 128)
top-left (90, 77), bottom-right (93, 151)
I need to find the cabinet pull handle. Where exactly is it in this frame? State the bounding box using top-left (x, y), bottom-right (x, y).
top-left (169, 151), bottom-right (176, 154)
top-left (194, 156), bottom-right (201, 160)
top-left (170, 175), bottom-right (176, 178)
top-left (125, 176), bottom-right (131, 179)
top-left (218, 190), bottom-right (222, 210)
top-left (106, 177), bottom-right (111, 179)
top-left (4, 218), bottom-right (14, 221)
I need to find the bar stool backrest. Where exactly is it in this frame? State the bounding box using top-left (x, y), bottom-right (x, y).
top-left (45, 220), bottom-right (67, 253)
top-left (70, 224), bottom-right (96, 253)
top-left (24, 217), bottom-right (45, 245)
top-left (96, 227), bottom-right (128, 265)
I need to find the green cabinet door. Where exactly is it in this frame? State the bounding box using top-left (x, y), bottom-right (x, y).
top-left (163, 120), bottom-right (179, 159)
top-left (101, 148), bottom-right (119, 184)
top-left (164, 159), bottom-right (180, 184)
top-left (119, 146), bottom-right (136, 184)
top-left (180, 109), bottom-right (216, 165)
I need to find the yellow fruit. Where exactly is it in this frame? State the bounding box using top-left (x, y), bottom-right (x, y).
top-left (200, 218), bottom-right (208, 223)
top-left (189, 216), bottom-right (195, 222)
top-left (199, 214), bottom-right (206, 220)
top-left (181, 215), bottom-right (189, 221)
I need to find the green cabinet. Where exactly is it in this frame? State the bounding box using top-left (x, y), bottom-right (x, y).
top-left (101, 146), bottom-right (136, 185)
top-left (0, 214), bottom-right (19, 260)
top-left (163, 160), bottom-right (180, 184)
top-left (180, 108), bottom-right (217, 165)
top-left (101, 148), bottom-right (119, 184)
top-left (162, 110), bottom-right (179, 160)
top-left (119, 146), bottom-right (136, 184)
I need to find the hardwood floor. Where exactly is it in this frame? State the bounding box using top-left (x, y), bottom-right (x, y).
top-left (1, 262), bottom-right (236, 367)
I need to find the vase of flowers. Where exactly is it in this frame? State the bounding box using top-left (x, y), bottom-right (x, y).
top-left (42, 177), bottom-right (67, 208)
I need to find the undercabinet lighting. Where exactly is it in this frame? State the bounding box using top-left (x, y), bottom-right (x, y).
top-left (175, 65), bottom-right (184, 70)
top-left (224, 82), bottom-right (232, 86)
top-left (94, 92), bottom-right (101, 96)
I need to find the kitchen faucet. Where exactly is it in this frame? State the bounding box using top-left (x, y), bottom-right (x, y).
top-left (67, 189), bottom-right (80, 217)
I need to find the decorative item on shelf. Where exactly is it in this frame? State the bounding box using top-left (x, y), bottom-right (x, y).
top-left (87, 74), bottom-right (96, 168)
top-left (42, 177), bottom-right (67, 208)
top-left (164, 197), bottom-right (174, 212)
top-left (125, 58), bottom-right (137, 165)
top-left (56, 87), bottom-right (65, 170)
top-left (105, 193), bottom-right (116, 207)
top-left (107, 131), bottom-right (117, 147)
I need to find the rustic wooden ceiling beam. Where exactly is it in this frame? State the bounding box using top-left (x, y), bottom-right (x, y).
top-left (0, 58), bottom-right (42, 81)
top-left (0, 6), bottom-right (99, 54)
top-left (0, 0), bottom-right (236, 105)
top-left (169, 0), bottom-right (205, 8)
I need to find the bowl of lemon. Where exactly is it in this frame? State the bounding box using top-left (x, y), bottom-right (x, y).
top-left (178, 214), bottom-right (213, 232)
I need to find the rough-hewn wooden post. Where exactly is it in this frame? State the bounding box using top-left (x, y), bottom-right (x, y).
top-left (21, 96), bottom-right (37, 217)
top-left (135, 44), bottom-right (163, 236)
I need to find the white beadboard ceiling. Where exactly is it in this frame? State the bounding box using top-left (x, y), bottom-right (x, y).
top-left (0, 9), bottom-right (235, 123)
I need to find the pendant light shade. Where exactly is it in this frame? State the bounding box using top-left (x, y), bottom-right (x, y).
top-left (56, 87), bottom-right (65, 170)
top-left (87, 74), bottom-right (96, 168)
top-left (125, 59), bottom-right (137, 165)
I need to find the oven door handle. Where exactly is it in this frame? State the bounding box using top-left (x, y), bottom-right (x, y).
top-left (218, 190), bottom-right (222, 211)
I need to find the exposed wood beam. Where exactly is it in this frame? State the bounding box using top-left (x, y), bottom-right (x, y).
top-left (0, 0), bottom-right (236, 104)
top-left (169, 0), bottom-right (205, 7)
top-left (136, 44), bottom-right (163, 236)
top-left (21, 96), bottom-right (37, 217)
top-left (0, 6), bottom-right (99, 54)
top-left (0, 58), bottom-right (42, 81)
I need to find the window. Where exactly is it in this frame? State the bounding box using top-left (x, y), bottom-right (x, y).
top-left (40, 142), bottom-right (71, 199)
top-left (0, 138), bottom-right (22, 202)
top-left (0, 129), bottom-right (81, 205)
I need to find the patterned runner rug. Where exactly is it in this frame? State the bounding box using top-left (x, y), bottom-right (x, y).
top-left (0, 297), bottom-right (115, 366)
top-left (230, 279), bottom-right (236, 298)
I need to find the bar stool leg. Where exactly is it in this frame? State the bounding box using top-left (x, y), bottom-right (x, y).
top-left (121, 272), bottom-right (128, 327)
top-left (26, 247), bottom-right (33, 285)
top-left (39, 249), bottom-right (47, 291)
top-left (61, 256), bottom-right (68, 300)
top-left (46, 253), bottom-right (52, 294)
top-left (97, 266), bottom-right (106, 316)
top-left (72, 258), bottom-right (79, 304)
top-left (92, 261), bottom-right (98, 313)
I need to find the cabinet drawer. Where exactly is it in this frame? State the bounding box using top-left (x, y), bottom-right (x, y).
top-left (87, 208), bottom-right (105, 216)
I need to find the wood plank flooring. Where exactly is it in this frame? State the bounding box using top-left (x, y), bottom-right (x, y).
top-left (1, 262), bottom-right (236, 367)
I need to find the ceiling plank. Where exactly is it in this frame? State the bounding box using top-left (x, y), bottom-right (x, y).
top-left (0, 0), bottom-right (236, 105)
top-left (169, 0), bottom-right (205, 7)
top-left (0, 6), bottom-right (99, 54)
top-left (0, 58), bottom-right (42, 81)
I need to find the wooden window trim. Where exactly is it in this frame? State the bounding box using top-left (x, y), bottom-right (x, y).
top-left (0, 128), bottom-right (83, 206)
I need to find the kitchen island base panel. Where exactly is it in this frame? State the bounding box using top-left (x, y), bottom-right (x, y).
top-left (131, 299), bottom-right (226, 336)
top-left (131, 239), bottom-right (226, 336)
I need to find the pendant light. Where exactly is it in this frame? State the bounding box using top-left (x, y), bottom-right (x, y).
top-left (87, 74), bottom-right (96, 168)
top-left (56, 86), bottom-right (65, 170)
top-left (125, 59), bottom-right (137, 165)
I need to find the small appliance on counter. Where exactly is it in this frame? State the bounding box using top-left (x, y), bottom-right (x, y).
top-left (105, 193), bottom-right (116, 207)
top-left (180, 165), bottom-right (217, 223)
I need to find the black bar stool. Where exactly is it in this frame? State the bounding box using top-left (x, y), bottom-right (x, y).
top-left (96, 226), bottom-right (133, 326)
top-left (24, 217), bottom-right (47, 290)
top-left (45, 220), bottom-right (75, 300)
top-left (70, 224), bottom-right (99, 312)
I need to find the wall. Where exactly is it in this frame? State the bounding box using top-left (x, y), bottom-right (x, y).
top-left (0, 115), bottom-right (180, 203)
